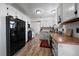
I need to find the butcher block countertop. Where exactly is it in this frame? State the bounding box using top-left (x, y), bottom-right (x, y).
top-left (49, 32), bottom-right (79, 45)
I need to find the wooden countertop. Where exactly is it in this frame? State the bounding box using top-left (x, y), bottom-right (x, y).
top-left (49, 32), bottom-right (79, 45)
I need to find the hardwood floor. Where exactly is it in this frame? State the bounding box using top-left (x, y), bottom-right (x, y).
top-left (14, 35), bottom-right (52, 56)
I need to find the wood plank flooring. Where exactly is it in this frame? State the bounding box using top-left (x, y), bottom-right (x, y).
top-left (14, 35), bottom-right (52, 56)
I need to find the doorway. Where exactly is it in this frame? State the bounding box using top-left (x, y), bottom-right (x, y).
top-left (31, 21), bottom-right (41, 35)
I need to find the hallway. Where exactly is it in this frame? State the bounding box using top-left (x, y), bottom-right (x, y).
top-left (14, 34), bottom-right (52, 56)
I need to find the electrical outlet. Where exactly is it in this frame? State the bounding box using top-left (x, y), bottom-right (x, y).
top-left (76, 28), bottom-right (79, 33)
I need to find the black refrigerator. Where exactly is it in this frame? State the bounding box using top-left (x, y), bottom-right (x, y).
top-left (6, 16), bottom-right (25, 56)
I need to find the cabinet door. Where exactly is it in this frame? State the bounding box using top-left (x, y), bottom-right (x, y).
top-left (62, 3), bottom-right (75, 22)
top-left (57, 4), bottom-right (63, 24)
top-left (77, 3), bottom-right (79, 17)
top-left (58, 44), bottom-right (79, 56)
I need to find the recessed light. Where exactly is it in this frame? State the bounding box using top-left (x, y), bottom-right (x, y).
top-left (36, 10), bottom-right (41, 14)
top-left (51, 10), bottom-right (55, 13)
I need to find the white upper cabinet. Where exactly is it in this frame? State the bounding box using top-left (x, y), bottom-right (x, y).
top-left (77, 4), bottom-right (79, 17)
top-left (62, 3), bottom-right (76, 22)
top-left (57, 4), bottom-right (63, 24)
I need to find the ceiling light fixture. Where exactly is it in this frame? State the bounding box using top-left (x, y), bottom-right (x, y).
top-left (36, 10), bottom-right (41, 14)
top-left (51, 10), bottom-right (55, 14)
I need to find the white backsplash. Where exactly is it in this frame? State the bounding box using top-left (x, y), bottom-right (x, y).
top-left (63, 22), bottom-right (79, 38)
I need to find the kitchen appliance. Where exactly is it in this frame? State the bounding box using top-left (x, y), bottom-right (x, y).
top-left (27, 24), bottom-right (32, 42)
top-left (6, 16), bottom-right (25, 56)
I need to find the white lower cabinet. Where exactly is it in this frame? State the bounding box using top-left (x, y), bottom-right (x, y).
top-left (58, 44), bottom-right (79, 56)
top-left (52, 39), bottom-right (79, 56)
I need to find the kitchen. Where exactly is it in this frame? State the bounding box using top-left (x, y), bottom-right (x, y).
top-left (0, 3), bottom-right (79, 56)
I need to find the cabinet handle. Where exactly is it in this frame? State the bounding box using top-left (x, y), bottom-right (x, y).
top-left (74, 10), bottom-right (77, 15)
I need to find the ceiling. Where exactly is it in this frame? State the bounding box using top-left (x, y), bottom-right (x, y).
top-left (10, 3), bottom-right (60, 18)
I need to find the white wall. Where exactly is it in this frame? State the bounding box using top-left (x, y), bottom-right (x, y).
top-left (0, 3), bottom-right (31, 56)
top-left (32, 17), bottom-right (57, 27)
top-left (31, 17), bottom-right (57, 35)
top-left (0, 4), bottom-right (7, 56)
